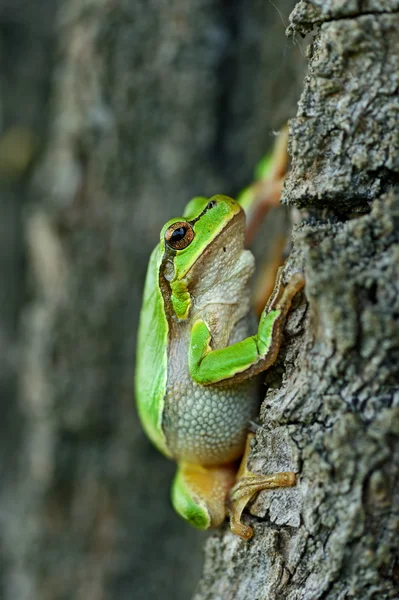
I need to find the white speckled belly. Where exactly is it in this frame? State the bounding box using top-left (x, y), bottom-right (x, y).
top-left (162, 292), bottom-right (259, 466)
top-left (162, 370), bottom-right (258, 466)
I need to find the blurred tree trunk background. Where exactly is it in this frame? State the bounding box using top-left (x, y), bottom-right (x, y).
top-left (0, 1), bottom-right (306, 599)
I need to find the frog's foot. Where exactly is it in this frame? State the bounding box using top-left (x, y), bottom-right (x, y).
top-left (171, 462), bottom-right (236, 530)
top-left (264, 266), bottom-right (305, 315)
top-left (249, 269), bottom-right (304, 376)
top-left (275, 271), bottom-right (306, 317)
top-left (228, 433), bottom-right (296, 540)
top-left (229, 471), bottom-right (296, 540)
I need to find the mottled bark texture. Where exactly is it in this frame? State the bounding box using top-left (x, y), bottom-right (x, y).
top-left (195, 3), bottom-right (399, 600)
top-left (0, 1), bottom-right (305, 600)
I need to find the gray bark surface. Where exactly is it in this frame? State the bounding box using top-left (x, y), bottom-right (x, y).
top-left (0, 2), bottom-right (305, 600)
top-left (195, 3), bottom-right (399, 600)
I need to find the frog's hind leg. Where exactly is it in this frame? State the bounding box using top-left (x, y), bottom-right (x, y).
top-left (239, 126), bottom-right (289, 246)
top-left (171, 462), bottom-right (236, 530)
top-left (228, 434), bottom-right (296, 540)
top-left (237, 126), bottom-right (293, 316)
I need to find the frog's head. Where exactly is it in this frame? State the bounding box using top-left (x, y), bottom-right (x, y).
top-left (159, 195), bottom-right (249, 320)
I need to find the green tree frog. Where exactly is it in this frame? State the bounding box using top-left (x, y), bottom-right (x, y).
top-left (135, 191), bottom-right (304, 540)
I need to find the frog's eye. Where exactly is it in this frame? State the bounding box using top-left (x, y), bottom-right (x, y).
top-left (207, 200), bottom-right (217, 209)
top-left (165, 221), bottom-right (194, 250)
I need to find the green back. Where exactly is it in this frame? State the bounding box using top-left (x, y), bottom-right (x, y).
top-left (135, 244), bottom-right (171, 457)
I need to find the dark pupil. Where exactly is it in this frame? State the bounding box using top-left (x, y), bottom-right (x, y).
top-left (172, 227), bottom-right (186, 242)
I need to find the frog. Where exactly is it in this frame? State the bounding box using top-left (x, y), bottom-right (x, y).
top-left (135, 182), bottom-right (305, 540)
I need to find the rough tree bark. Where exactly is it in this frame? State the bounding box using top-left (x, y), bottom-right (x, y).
top-left (195, 2), bottom-right (399, 599)
top-left (0, 2), bottom-right (305, 600)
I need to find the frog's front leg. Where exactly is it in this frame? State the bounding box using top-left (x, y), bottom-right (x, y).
top-left (171, 462), bottom-right (236, 529)
top-left (188, 269), bottom-right (305, 385)
top-left (228, 433), bottom-right (295, 540)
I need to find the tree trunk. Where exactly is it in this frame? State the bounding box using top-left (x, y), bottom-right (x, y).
top-left (195, 2), bottom-right (399, 599)
top-left (0, 2), bottom-right (305, 599)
